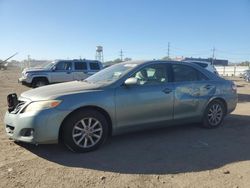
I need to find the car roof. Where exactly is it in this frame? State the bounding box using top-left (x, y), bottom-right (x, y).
top-left (54, 59), bottom-right (101, 63)
top-left (118, 60), bottom-right (221, 80)
top-left (184, 60), bottom-right (211, 65)
top-left (120, 60), bottom-right (205, 67)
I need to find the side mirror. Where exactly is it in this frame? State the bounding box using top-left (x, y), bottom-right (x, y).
top-left (124, 77), bottom-right (138, 86)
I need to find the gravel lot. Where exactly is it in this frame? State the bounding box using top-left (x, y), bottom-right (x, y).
top-left (0, 67), bottom-right (250, 188)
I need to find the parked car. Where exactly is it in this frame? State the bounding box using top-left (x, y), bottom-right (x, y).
top-left (240, 70), bottom-right (250, 79)
top-left (5, 60), bottom-right (237, 152)
top-left (18, 59), bottom-right (103, 87)
top-left (184, 60), bottom-right (219, 75)
top-left (244, 72), bottom-right (250, 82)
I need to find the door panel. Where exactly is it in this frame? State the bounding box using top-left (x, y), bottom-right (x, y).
top-left (115, 63), bottom-right (173, 129)
top-left (73, 61), bottom-right (89, 80)
top-left (173, 82), bottom-right (200, 119)
top-left (51, 61), bottom-right (73, 83)
top-left (73, 71), bottom-right (89, 80)
top-left (172, 64), bottom-right (207, 120)
top-left (51, 71), bottom-right (73, 83)
top-left (196, 81), bottom-right (217, 110)
top-left (115, 83), bottom-right (174, 128)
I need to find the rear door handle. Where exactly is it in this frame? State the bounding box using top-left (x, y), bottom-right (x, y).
top-left (162, 88), bottom-right (172, 94)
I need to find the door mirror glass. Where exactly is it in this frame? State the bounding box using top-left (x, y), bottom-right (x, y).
top-left (124, 77), bottom-right (138, 86)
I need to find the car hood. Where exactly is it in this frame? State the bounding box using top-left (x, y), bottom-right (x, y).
top-left (23, 67), bottom-right (50, 73)
top-left (20, 81), bottom-right (103, 101)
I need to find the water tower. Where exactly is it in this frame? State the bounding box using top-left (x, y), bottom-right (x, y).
top-left (95, 46), bottom-right (104, 62)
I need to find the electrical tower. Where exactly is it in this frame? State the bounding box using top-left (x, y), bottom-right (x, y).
top-left (95, 46), bottom-right (104, 62)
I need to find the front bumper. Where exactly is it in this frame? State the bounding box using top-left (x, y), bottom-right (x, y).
top-left (4, 108), bottom-right (69, 144)
top-left (18, 77), bottom-right (32, 86)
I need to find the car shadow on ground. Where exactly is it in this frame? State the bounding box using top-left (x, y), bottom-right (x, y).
top-left (19, 114), bottom-right (250, 175)
top-left (238, 93), bottom-right (250, 103)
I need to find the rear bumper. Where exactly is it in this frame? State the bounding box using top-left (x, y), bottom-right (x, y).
top-left (226, 94), bottom-right (238, 114)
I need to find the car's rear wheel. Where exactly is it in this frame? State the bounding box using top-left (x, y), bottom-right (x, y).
top-left (62, 110), bottom-right (109, 152)
top-left (203, 100), bottom-right (225, 128)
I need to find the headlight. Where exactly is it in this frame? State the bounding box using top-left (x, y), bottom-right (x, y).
top-left (25, 73), bottom-right (31, 78)
top-left (23, 100), bottom-right (62, 113)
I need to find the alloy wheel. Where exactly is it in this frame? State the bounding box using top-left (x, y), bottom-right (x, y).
top-left (72, 117), bottom-right (103, 148)
top-left (207, 103), bottom-right (223, 126)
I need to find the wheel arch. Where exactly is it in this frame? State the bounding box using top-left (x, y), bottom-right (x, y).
top-left (206, 97), bottom-right (228, 114)
top-left (58, 105), bottom-right (113, 142)
top-left (31, 76), bottom-right (49, 84)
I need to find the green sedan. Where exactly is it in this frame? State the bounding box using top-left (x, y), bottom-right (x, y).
top-left (4, 60), bottom-right (237, 152)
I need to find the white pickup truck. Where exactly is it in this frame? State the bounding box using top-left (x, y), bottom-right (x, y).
top-left (19, 59), bottom-right (103, 87)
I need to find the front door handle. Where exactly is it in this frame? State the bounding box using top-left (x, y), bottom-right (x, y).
top-left (162, 88), bottom-right (172, 94)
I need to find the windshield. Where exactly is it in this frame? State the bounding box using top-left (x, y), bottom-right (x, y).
top-left (43, 62), bottom-right (56, 70)
top-left (86, 63), bottom-right (138, 84)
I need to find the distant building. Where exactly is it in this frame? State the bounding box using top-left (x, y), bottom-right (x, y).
top-left (184, 57), bottom-right (228, 66)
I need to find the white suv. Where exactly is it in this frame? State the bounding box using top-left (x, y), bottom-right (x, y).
top-left (184, 60), bottom-right (219, 75)
top-left (19, 59), bottom-right (103, 87)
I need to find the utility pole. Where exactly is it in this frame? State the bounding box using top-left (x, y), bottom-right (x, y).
top-left (167, 42), bottom-right (170, 59)
top-left (212, 47), bottom-right (215, 65)
top-left (120, 49), bottom-right (123, 62)
top-left (27, 55), bottom-right (31, 68)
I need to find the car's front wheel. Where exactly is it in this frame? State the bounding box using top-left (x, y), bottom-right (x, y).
top-left (62, 109), bottom-right (109, 152)
top-left (203, 100), bottom-right (225, 128)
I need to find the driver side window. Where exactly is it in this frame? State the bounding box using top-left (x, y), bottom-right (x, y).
top-left (131, 64), bottom-right (168, 85)
top-left (55, 61), bottom-right (72, 71)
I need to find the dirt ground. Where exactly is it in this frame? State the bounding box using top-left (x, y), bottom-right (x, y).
top-left (0, 67), bottom-right (250, 188)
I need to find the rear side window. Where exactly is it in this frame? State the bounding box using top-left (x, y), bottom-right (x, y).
top-left (75, 61), bottom-right (87, 70)
top-left (89, 62), bottom-right (100, 70)
top-left (172, 64), bottom-right (208, 82)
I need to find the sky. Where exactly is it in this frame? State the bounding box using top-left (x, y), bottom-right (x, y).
top-left (0, 0), bottom-right (250, 62)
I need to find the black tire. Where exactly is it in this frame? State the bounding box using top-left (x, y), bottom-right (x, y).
top-left (202, 100), bottom-right (225, 128)
top-left (62, 109), bottom-right (109, 153)
top-left (32, 78), bottom-right (48, 88)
